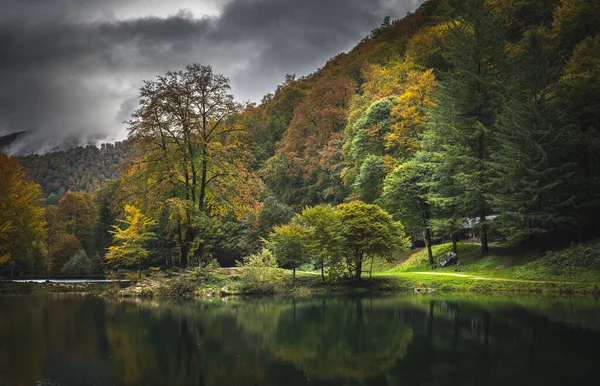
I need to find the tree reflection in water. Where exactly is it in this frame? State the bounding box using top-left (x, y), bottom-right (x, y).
top-left (1, 295), bottom-right (599, 386)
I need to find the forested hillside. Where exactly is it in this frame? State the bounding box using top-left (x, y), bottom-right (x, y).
top-left (2, 0), bottom-right (600, 279)
top-left (19, 142), bottom-right (128, 204)
top-left (249, 0), bottom-right (600, 254)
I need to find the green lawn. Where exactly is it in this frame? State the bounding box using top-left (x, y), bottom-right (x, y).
top-left (366, 241), bottom-right (600, 294)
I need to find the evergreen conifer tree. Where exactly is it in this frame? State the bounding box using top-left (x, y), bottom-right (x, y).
top-left (491, 29), bottom-right (576, 240)
top-left (423, 0), bottom-right (506, 256)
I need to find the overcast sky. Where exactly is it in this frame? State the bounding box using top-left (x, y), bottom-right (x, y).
top-left (0, 0), bottom-right (423, 154)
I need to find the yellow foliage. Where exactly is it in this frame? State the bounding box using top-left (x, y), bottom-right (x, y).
top-left (405, 22), bottom-right (453, 67)
top-left (106, 204), bottom-right (156, 269)
top-left (387, 68), bottom-right (438, 155)
top-left (0, 153), bottom-right (46, 270)
top-left (0, 253), bottom-right (11, 265)
top-left (360, 60), bottom-right (418, 101)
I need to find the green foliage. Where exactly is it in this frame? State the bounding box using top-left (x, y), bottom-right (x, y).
top-left (393, 243), bottom-right (483, 272)
top-left (552, 0), bottom-right (600, 50)
top-left (20, 142), bottom-right (128, 204)
top-left (160, 275), bottom-right (197, 298)
top-left (383, 159), bottom-right (431, 233)
top-left (343, 96), bottom-right (397, 203)
top-left (336, 201), bottom-right (409, 279)
top-left (93, 179), bottom-right (122, 256)
top-left (238, 193), bottom-right (294, 254)
top-left (126, 63), bottom-right (263, 268)
top-left (346, 97), bottom-right (396, 162)
top-left (352, 155), bottom-right (386, 203)
top-left (544, 242), bottom-right (600, 270)
top-left (236, 248), bottom-right (286, 294)
top-left (423, 0), bottom-right (506, 255)
top-left (11, 0), bottom-right (600, 279)
top-left (54, 191), bottom-right (98, 255)
top-left (267, 223), bottom-right (312, 281)
top-left (554, 35), bottom-right (600, 231)
top-left (294, 205), bottom-right (345, 281)
top-left (491, 29), bottom-right (576, 238)
top-left (61, 250), bottom-right (93, 277)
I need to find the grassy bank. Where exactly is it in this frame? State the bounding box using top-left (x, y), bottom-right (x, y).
top-left (370, 241), bottom-right (600, 295)
top-left (3, 241), bottom-right (599, 297)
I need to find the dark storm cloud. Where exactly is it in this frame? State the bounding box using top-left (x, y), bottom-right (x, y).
top-left (0, 0), bottom-right (423, 154)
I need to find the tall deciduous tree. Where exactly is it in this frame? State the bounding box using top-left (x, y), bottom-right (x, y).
top-left (54, 191), bottom-right (97, 255)
top-left (0, 154), bottom-right (46, 278)
top-left (126, 64), bottom-right (263, 267)
top-left (106, 204), bottom-right (156, 278)
top-left (343, 59), bottom-right (437, 206)
top-left (268, 75), bottom-right (356, 207)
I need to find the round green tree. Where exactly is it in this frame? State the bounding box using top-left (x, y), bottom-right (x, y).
top-left (335, 201), bottom-right (408, 279)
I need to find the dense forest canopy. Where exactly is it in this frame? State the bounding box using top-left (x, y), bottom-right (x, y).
top-left (2, 0), bottom-right (600, 279)
top-left (19, 141), bottom-right (128, 205)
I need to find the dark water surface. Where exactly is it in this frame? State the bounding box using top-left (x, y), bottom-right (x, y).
top-left (1, 294), bottom-right (599, 386)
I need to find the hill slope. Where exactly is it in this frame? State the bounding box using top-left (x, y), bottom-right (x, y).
top-left (19, 141), bottom-right (128, 204)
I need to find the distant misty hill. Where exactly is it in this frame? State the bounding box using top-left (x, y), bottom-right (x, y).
top-left (19, 141), bottom-right (129, 205)
top-left (0, 130), bottom-right (117, 156)
top-left (0, 131), bottom-right (29, 152)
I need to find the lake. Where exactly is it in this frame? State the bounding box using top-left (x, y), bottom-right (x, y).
top-left (1, 294), bottom-right (599, 386)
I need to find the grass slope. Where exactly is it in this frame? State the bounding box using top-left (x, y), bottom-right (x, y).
top-left (368, 241), bottom-right (600, 295)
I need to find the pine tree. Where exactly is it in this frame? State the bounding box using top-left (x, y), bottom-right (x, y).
top-left (491, 29), bottom-right (576, 240)
top-left (423, 0), bottom-right (506, 256)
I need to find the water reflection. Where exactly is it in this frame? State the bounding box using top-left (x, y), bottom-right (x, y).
top-left (1, 295), bottom-right (599, 385)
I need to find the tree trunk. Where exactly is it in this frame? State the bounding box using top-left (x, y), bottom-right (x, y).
top-left (425, 228), bottom-right (434, 266)
top-left (346, 256), bottom-right (353, 278)
top-left (422, 206), bottom-right (434, 266)
top-left (177, 219), bottom-right (188, 268)
top-left (198, 157), bottom-right (208, 212)
top-left (194, 242), bottom-right (205, 263)
top-left (321, 260), bottom-right (325, 282)
top-left (293, 266), bottom-right (296, 286)
top-left (452, 232), bottom-right (458, 254)
top-left (369, 255), bottom-right (374, 279)
top-left (355, 253), bottom-right (363, 280)
top-left (180, 245), bottom-right (189, 269)
top-left (480, 205), bottom-right (489, 256)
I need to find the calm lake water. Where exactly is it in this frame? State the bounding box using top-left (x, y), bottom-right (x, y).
top-left (1, 294), bottom-right (599, 386)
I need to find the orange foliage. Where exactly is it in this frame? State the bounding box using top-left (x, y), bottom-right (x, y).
top-left (284, 75), bottom-right (357, 181)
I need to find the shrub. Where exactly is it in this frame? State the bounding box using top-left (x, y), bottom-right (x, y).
top-left (187, 267), bottom-right (227, 288)
top-left (545, 242), bottom-right (600, 270)
top-left (236, 248), bottom-right (286, 294)
top-left (61, 250), bottom-right (93, 277)
top-left (161, 275), bottom-right (197, 297)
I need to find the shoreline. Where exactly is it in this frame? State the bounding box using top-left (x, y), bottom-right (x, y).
top-left (2, 272), bottom-right (599, 298)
